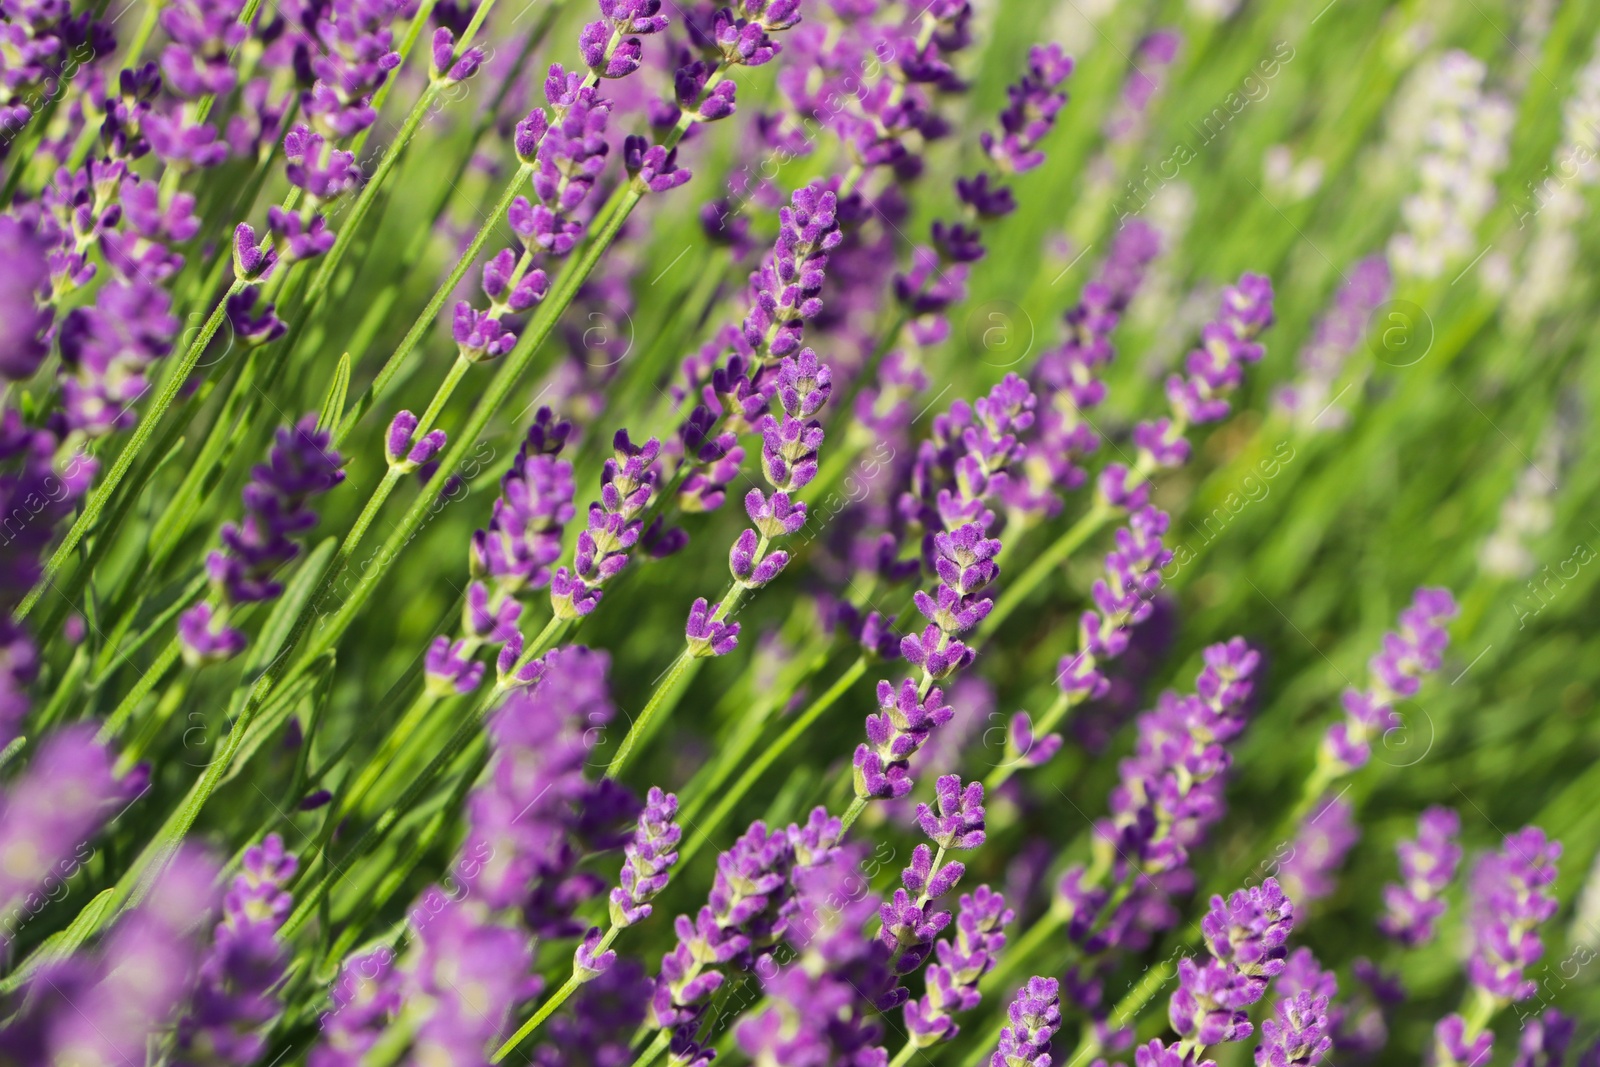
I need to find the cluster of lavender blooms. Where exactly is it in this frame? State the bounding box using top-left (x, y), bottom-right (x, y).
top-left (1433, 827), bottom-right (1563, 1067)
top-left (1275, 255), bottom-right (1392, 430)
top-left (1114, 273), bottom-right (1275, 496)
top-left (177, 835), bottom-right (298, 1063)
top-left (1049, 640), bottom-right (1262, 1034)
top-left (423, 409), bottom-right (574, 694)
top-left (1104, 878), bottom-right (1300, 1067)
top-left (314, 646), bottom-right (684, 1064)
top-left (1318, 587), bottom-right (1458, 773)
top-left (0, 0), bottom-right (113, 154)
top-left (180, 416), bottom-right (346, 663)
top-left (0, 847), bottom-right (220, 1062)
top-left (1018, 220), bottom-right (1164, 516)
top-left (895, 44), bottom-right (1074, 341)
top-left (1379, 806), bottom-right (1463, 945)
top-left (1388, 50), bottom-right (1513, 281)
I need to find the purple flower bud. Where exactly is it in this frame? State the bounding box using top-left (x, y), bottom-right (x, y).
top-left (916, 774), bottom-right (986, 849)
top-left (610, 787), bottom-right (682, 927)
top-left (624, 134), bottom-right (691, 191)
top-left (424, 635), bottom-right (485, 695)
top-left (686, 597), bottom-right (739, 657)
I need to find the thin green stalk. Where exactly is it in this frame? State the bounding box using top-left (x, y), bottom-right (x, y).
top-left (100, 637), bottom-right (182, 739)
top-left (628, 1030), bottom-right (670, 1067)
top-left (492, 919), bottom-right (623, 1061)
top-left (18, 283), bottom-right (245, 620)
top-left (979, 498), bottom-right (1116, 636)
top-left (677, 655), bottom-right (868, 869)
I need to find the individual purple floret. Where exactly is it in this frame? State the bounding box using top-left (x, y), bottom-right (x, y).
top-left (179, 415), bottom-right (346, 664)
top-left (1278, 793), bottom-right (1360, 906)
top-left (685, 596), bottom-right (739, 657)
top-left (917, 774), bottom-right (987, 850)
top-left (1378, 805), bottom-right (1462, 946)
top-left (905, 885), bottom-right (1012, 1047)
top-left (610, 786), bottom-right (682, 928)
top-left (1126, 273), bottom-right (1275, 473)
top-left (384, 410), bottom-right (449, 473)
top-left (429, 25), bottom-right (485, 84)
top-left (551, 430), bottom-right (660, 619)
top-left (0, 725), bottom-right (145, 940)
top-left (1320, 587), bottom-right (1458, 772)
top-left (989, 976), bottom-right (1062, 1067)
top-left (1512, 1010), bottom-right (1574, 1067)
top-left (177, 835), bottom-right (298, 1064)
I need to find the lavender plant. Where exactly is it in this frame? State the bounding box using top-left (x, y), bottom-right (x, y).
top-left (0, 1), bottom-right (1596, 1066)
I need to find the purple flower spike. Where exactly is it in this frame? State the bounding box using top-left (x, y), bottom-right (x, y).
top-left (1254, 991), bottom-right (1334, 1067)
top-left (916, 774), bottom-right (986, 849)
top-left (553, 430), bottom-right (659, 619)
top-left (989, 977), bottom-right (1061, 1067)
top-left (1122, 272), bottom-right (1276, 479)
top-left (1320, 587), bottom-right (1457, 772)
top-left (57, 280), bottom-right (179, 438)
top-left (686, 597), bottom-right (740, 657)
top-left (1279, 793), bottom-right (1360, 906)
top-left (1465, 825), bottom-right (1561, 1003)
top-left (744, 184), bottom-right (842, 362)
top-left (178, 835), bottom-right (298, 1064)
top-left (610, 787), bottom-right (682, 928)
top-left (180, 416), bottom-right (345, 665)
top-left (906, 886), bottom-right (1013, 1047)
top-left (1201, 879), bottom-right (1295, 981)
top-left (981, 44), bottom-right (1074, 175)
top-left (472, 425), bottom-right (576, 595)
top-left (1378, 806), bottom-right (1462, 946)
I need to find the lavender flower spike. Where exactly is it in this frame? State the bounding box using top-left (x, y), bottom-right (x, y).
top-left (551, 430), bottom-right (660, 619)
top-left (1320, 587), bottom-right (1458, 772)
top-left (990, 976), bottom-right (1062, 1067)
top-left (178, 835), bottom-right (299, 1064)
top-left (1378, 806), bottom-right (1462, 946)
top-left (610, 787), bottom-right (683, 928)
top-left (180, 416), bottom-right (346, 664)
top-left (906, 885), bottom-right (1013, 1047)
top-left (1432, 826), bottom-right (1561, 1067)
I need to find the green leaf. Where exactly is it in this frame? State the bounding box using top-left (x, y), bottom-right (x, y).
top-left (245, 538), bottom-right (337, 676)
top-left (317, 353), bottom-right (352, 436)
top-left (0, 888), bottom-right (115, 994)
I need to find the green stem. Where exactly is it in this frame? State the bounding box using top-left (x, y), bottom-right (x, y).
top-left (628, 1030), bottom-right (670, 1067)
top-left (677, 655), bottom-right (868, 869)
top-left (99, 638), bottom-right (182, 740)
top-left (979, 499), bottom-right (1115, 637)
